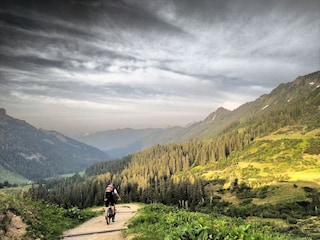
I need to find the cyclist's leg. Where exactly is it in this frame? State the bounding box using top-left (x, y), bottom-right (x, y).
top-left (105, 198), bottom-right (111, 216)
top-left (110, 196), bottom-right (115, 215)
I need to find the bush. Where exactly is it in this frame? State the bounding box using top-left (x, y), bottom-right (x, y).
top-left (287, 217), bottom-right (298, 224)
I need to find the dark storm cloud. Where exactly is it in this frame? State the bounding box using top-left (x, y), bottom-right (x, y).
top-left (0, 54), bottom-right (66, 70)
top-left (0, 0), bottom-right (319, 134)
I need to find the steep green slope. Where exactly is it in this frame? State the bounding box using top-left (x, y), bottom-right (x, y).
top-left (187, 71), bottom-right (320, 140)
top-left (0, 165), bottom-right (29, 185)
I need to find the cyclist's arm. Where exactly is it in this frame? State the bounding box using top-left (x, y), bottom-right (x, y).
top-left (114, 189), bottom-right (121, 200)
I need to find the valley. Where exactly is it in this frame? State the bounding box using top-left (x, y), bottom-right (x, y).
top-left (1, 71), bottom-right (320, 239)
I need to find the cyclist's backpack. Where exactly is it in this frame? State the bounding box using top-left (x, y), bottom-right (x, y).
top-left (106, 184), bottom-right (114, 192)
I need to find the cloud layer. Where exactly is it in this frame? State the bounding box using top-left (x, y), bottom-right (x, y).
top-left (1, 0), bottom-right (319, 135)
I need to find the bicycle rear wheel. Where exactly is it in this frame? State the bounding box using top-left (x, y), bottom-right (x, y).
top-left (106, 207), bottom-right (113, 224)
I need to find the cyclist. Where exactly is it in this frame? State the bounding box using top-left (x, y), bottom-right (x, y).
top-left (104, 183), bottom-right (121, 218)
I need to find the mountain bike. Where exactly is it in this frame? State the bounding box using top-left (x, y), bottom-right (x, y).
top-left (105, 205), bottom-right (116, 224)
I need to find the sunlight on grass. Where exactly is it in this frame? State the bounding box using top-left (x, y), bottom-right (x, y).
top-left (125, 203), bottom-right (299, 240)
top-left (289, 169), bottom-right (320, 182)
top-left (252, 182), bottom-right (307, 205)
top-left (259, 126), bottom-right (320, 141)
top-left (0, 185), bottom-right (32, 195)
top-left (247, 216), bottom-right (289, 229)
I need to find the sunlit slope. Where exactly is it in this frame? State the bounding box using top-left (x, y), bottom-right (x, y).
top-left (197, 127), bottom-right (320, 187)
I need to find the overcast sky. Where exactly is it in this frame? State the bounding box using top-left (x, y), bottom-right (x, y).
top-left (1, 0), bottom-right (319, 136)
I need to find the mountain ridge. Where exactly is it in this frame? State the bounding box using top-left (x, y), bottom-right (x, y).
top-left (0, 110), bottom-right (110, 181)
top-left (78, 71), bottom-right (320, 159)
top-left (1, 71), bottom-right (319, 180)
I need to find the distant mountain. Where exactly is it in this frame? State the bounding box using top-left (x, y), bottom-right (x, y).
top-left (77, 128), bottom-right (164, 151)
top-left (76, 126), bottom-right (189, 159)
top-left (0, 109), bottom-right (109, 181)
top-left (76, 71), bottom-right (320, 159)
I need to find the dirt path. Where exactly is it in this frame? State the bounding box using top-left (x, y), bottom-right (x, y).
top-left (62, 204), bottom-right (140, 240)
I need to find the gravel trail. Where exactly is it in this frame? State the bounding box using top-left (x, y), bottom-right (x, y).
top-left (62, 204), bottom-right (140, 240)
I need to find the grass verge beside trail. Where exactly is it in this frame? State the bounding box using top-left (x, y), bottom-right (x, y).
top-left (0, 191), bottom-right (101, 239)
top-left (124, 203), bottom-right (307, 240)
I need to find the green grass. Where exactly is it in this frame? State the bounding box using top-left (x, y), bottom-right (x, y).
top-left (0, 167), bottom-right (85, 187)
top-left (251, 182), bottom-right (309, 205)
top-left (0, 165), bottom-right (30, 185)
top-left (59, 171), bottom-right (85, 178)
top-left (124, 203), bottom-right (306, 240)
top-left (0, 185), bottom-right (32, 195)
top-left (44, 171), bottom-right (85, 180)
top-left (0, 191), bottom-right (101, 239)
top-left (195, 130), bottom-right (320, 189)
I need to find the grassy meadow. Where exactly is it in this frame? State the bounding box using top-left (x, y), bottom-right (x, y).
top-left (197, 127), bottom-right (320, 188)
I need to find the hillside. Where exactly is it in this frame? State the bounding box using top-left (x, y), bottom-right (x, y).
top-left (76, 71), bottom-right (320, 159)
top-left (84, 71), bottom-right (320, 204)
top-left (177, 71), bottom-right (320, 140)
top-left (34, 71), bottom-right (320, 205)
top-left (22, 71), bottom-right (320, 238)
top-left (0, 109), bottom-right (109, 181)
